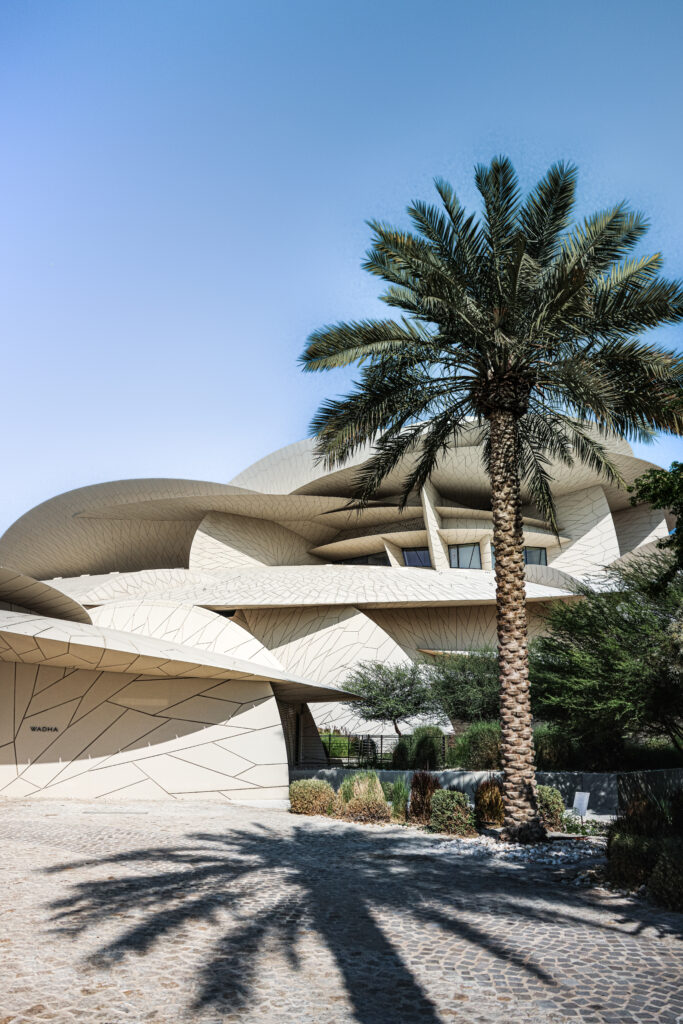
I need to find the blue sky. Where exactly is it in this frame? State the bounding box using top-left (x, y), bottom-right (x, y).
top-left (1, 0), bottom-right (682, 533)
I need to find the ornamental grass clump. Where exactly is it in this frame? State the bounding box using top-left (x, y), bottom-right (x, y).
top-left (475, 777), bottom-right (504, 825)
top-left (409, 771), bottom-right (441, 823)
top-left (390, 775), bottom-right (410, 821)
top-left (340, 770), bottom-right (390, 823)
top-left (289, 779), bottom-right (336, 816)
top-left (429, 790), bottom-right (477, 836)
top-left (536, 785), bottom-right (564, 831)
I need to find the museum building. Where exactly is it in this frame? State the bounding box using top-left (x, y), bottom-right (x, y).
top-left (0, 427), bottom-right (671, 804)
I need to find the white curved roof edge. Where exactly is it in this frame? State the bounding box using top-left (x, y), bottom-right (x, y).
top-left (228, 428), bottom-right (636, 495)
top-left (46, 563), bottom-right (577, 609)
top-left (0, 608), bottom-right (355, 702)
top-left (0, 567), bottom-right (91, 624)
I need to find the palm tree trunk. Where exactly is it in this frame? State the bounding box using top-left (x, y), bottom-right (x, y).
top-left (488, 408), bottom-right (543, 839)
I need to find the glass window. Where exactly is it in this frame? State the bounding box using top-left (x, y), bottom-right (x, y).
top-left (491, 545), bottom-right (547, 566)
top-left (449, 543), bottom-right (482, 569)
top-left (402, 547), bottom-right (432, 568)
top-left (340, 552), bottom-right (390, 566)
top-left (524, 546), bottom-right (547, 566)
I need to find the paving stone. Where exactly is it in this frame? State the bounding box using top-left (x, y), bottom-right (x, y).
top-left (0, 799), bottom-right (681, 1023)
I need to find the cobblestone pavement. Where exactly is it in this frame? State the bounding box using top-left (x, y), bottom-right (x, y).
top-left (0, 800), bottom-right (681, 1024)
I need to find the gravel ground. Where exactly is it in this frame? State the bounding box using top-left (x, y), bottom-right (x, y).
top-left (0, 799), bottom-right (681, 1024)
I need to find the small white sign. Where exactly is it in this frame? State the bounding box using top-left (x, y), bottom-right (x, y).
top-left (573, 791), bottom-right (590, 817)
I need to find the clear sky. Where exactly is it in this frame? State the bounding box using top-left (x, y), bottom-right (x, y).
top-left (1, 0), bottom-right (682, 533)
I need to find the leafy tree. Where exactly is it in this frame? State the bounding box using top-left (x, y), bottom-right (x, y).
top-left (630, 461), bottom-right (683, 570)
top-left (530, 554), bottom-right (683, 763)
top-left (343, 661), bottom-right (433, 735)
top-left (301, 156), bottom-right (683, 835)
top-left (427, 650), bottom-right (499, 730)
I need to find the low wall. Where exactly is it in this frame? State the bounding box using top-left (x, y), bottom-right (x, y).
top-left (291, 767), bottom-right (683, 815)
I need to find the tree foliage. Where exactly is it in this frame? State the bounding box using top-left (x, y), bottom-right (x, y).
top-left (630, 461), bottom-right (683, 570)
top-left (428, 650), bottom-right (499, 728)
top-left (530, 554), bottom-right (683, 761)
top-left (343, 661), bottom-right (433, 735)
top-left (300, 157), bottom-right (683, 525)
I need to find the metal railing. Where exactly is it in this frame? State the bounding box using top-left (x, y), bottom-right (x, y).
top-left (318, 732), bottom-right (450, 769)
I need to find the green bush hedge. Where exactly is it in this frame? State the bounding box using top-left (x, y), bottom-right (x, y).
top-left (429, 790), bottom-right (477, 836)
top-left (537, 785), bottom-right (564, 831)
top-left (339, 770), bottom-right (384, 804)
top-left (533, 724), bottom-right (575, 771)
top-left (411, 726), bottom-right (444, 770)
top-left (289, 779), bottom-right (336, 816)
top-left (451, 721), bottom-right (501, 769)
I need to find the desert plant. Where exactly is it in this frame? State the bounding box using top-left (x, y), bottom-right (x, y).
top-left (475, 777), bottom-right (505, 825)
top-left (411, 725), bottom-right (444, 769)
top-left (648, 839), bottom-right (683, 911)
top-left (410, 770), bottom-right (441, 822)
top-left (289, 779), bottom-right (336, 816)
top-left (429, 790), bottom-right (477, 836)
top-left (453, 721), bottom-right (501, 770)
top-left (537, 785), bottom-right (564, 831)
top-left (390, 775), bottom-right (410, 821)
top-left (302, 155), bottom-right (683, 832)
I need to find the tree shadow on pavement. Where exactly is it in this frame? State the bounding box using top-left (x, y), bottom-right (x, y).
top-left (43, 819), bottom-right (683, 1024)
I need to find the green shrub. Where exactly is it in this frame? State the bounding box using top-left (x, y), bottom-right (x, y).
top-left (343, 796), bottom-right (391, 823)
top-left (429, 790), bottom-right (477, 836)
top-left (289, 779), bottom-right (336, 816)
top-left (410, 770), bottom-right (441, 822)
top-left (533, 724), bottom-right (574, 771)
top-left (381, 780), bottom-right (394, 801)
top-left (537, 785), bottom-right (564, 831)
top-left (444, 744), bottom-right (462, 768)
top-left (339, 770), bottom-right (384, 804)
top-left (475, 777), bottom-right (504, 825)
top-left (391, 737), bottom-right (413, 770)
top-left (606, 834), bottom-right (662, 888)
top-left (648, 839), bottom-right (683, 911)
top-left (411, 726), bottom-right (444, 770)
top-left (452, 721), bottom-right (501, 769)
top-left (390, 775), bottom-right (410, 821)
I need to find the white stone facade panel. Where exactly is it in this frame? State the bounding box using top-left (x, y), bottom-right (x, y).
top-left (0, 662), bottom-right (289, 802)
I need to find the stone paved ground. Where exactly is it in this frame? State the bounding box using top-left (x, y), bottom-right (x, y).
top-left (0, 800), bottom-right (681, 1024)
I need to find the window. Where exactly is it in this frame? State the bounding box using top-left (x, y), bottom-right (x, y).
top-left (491, 545), bottom-right (547, 566)
top-left (449, 543), bottom-right (482, 569)
top-left (402, 547), bottom-right (432, 568)
top-left (523, 546), bottom-right (547, 566)
top-left (340, 552), bottom-right (390, 566)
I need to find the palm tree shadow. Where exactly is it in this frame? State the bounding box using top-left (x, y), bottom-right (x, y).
top-left (42, 820), bottom-right (681, 1023)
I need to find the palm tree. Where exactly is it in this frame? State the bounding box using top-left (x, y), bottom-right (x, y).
top-left (299, 157), bottom-right (683, 839)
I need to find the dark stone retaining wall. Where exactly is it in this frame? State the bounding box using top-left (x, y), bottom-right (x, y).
top-left (290, 766), bottom-right (683, 815)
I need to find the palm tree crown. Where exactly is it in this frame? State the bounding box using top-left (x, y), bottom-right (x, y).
top-left (300, 157), bottom-right (683, 527)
